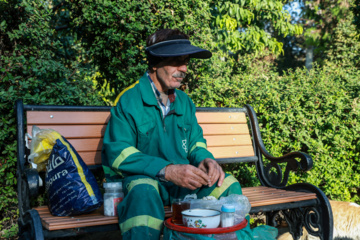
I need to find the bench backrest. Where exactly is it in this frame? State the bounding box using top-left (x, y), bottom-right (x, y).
top-left (25, 106), bottom-right (258, 168)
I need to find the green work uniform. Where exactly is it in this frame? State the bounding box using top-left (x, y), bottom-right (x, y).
top-left (102, 73), bottom-right (244, 239)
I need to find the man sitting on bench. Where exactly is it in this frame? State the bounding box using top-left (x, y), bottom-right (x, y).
top-left (102, 29), bottom-right (244, 239)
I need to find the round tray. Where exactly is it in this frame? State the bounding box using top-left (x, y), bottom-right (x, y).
top-left (164, 218), bottom-right (247, 234)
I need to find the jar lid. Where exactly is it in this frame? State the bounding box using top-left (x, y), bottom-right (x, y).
top-left (221, 204), bottom-right (235, 212)
top-left (103, 182), bottom-right (122, 189)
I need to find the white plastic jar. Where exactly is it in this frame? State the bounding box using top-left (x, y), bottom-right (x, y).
top-left (103, 182), bottom-right (124, 216)
top-left (221, 204), bottom-right (235, 227)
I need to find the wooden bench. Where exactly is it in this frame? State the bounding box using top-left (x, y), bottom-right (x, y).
top-left (15, 100), bottom-right (333, 240)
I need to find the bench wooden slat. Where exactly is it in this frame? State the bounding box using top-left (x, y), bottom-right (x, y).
top-left (43, 215), bottom-right (117, 224)
top-left (27, 112), bottom-right (247, 125)
top-left (241, 186), bottom-right (269, 192)
top-left (77, 145), bottom-right (255, 166)
top-left (77, 151), bottom-right (101, 165)
top-left (249, 195), bottom-right (317, 207)
top-left (45, 219), bottom-right (118, 231)
top-left (35, 207), bottom-right (107, 218)
top-left (65, 134), bottom-right (253, 153)
top-left (27, 125), bottom-right (106, 139)
top-left (196, 112), bottom-right (247, 124)
top-left (207, 146), bottom-right (255, 158)
top-left (35, 205), bottom-right (172, 218)
top-left (50, 134), bottom-right (253, 153)
top-left (201, 124), bottom-right (250, 135)
top-left (242, 187), bottom-right (291, 196)
top-left (34, 186), bottom-right (317, 231)
top-left (206, 134), bottom-right (252, 146)
top-left (66, 138), bottom-right (103, 151)
top-left (27, 112), bottom-right (111, 125)
top-left (27, 123), bottom-right (250, 138)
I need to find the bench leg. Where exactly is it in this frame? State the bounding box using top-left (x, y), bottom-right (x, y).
top-left (18, 209), bottom-right (44, 240)
top-left (266, 210), bottom-right (307, 239)
top-left (281, 207), bottom-right (310, 239)
top-left (282, 183), bottom-right (333, 240)
top-left (17, 170), bottom-right (31, 219)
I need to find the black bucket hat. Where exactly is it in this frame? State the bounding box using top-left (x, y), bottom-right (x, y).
top-left (145, 39), bottom-right (212, 59)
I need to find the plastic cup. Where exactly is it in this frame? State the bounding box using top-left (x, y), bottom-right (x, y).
top-left (171, 199), bottom-right (190, 225)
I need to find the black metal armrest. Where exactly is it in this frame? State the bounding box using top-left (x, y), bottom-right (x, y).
top-left (245, 104), bottom-right (313, 188)
top-left (262, 150), bottom-right (313, 172)
top-left (24, 168), bottom-right (41, 198)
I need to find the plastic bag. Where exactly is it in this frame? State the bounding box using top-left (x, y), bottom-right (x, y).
top-left (28, 126), bottom-right (62, 171)
top-left (220, 194), bottom-right (251, 224)
top-left (189, 194), bottom-right (251, 224)
top-left (27, 125), bottom-right (104, 216)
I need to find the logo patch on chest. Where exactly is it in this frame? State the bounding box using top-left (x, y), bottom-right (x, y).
top-left (182, 139), bottom-right (188, 153)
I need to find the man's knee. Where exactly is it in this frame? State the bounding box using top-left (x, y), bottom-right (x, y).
top-left (123, 175), bottom-right (160, 197)
top-left (210, 174), bottom-right (242, 198)
top-left (120, 175), bottom-right (163, 215)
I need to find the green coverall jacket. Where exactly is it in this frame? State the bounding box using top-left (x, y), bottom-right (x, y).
top-left (102, 72), bottom-right (214, 181)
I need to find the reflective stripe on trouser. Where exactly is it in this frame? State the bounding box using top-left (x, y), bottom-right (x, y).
top-left (208, 174), bottom-right (242, 198)
top-left (117, 175), bottom-right (164, 240)
top-left (191, 173), bottom-right (242, 200)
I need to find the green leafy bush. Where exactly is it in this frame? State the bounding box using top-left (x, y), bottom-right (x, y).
top-left (353, 0), bottom-right (360, 29)
top-left (0, 0), bottom-right (103, 236)
top-left (57, 0), bottom-right (215, 102)
top-left (189, 56), bottom-right (360, 203)
top-left (187, 10), bottom-right (360, 203)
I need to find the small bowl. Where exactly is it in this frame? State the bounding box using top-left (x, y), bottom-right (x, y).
top-left (181, 209), bottom-right (220, 228)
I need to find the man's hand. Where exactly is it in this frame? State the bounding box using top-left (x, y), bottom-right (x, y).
top-left (165, 164), bottom-right (211, 190)
top-left (198, 158), bottom-right (225, 187)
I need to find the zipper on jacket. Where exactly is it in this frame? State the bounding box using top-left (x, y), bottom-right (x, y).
top-left (163, 110), bottom-right (176, 132)
top-left (162, 117), bottom-right (166, 132)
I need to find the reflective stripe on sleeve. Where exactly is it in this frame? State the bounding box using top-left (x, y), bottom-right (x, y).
top-left (119, 215), bottom-right (163, 234)
top-left (114, 80), bottom-right (139, 106)
top-left (112, 146), bottom-right (140, 169)
top-left (189, 142), bottom-right (207, 154)
top-left (208, 175), bottom-right (239, 199)
top-left (127, 178), bottom-right (159, 194)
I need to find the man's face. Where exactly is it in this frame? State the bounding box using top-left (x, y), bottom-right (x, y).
top-left (152, 55), bottom-right (189, 92)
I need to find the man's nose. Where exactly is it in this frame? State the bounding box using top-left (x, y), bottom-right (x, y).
top-left (178, 64), bottom-right (187, 73)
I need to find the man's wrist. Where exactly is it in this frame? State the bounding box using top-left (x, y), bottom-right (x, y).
top-left (156, 166), bottom-right (168, 182)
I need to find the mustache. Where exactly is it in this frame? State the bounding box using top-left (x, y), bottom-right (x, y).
top-left (172, 72), bottom-right (186, 78)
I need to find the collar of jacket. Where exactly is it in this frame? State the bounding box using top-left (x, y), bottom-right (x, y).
top-left (139, 72), bottom-right (184, 116)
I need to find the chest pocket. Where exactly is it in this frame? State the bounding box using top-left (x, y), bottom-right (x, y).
top-left (137, 121), bottom-right (156, 151)
top-left (177, 122), bottom-right (192, 156)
